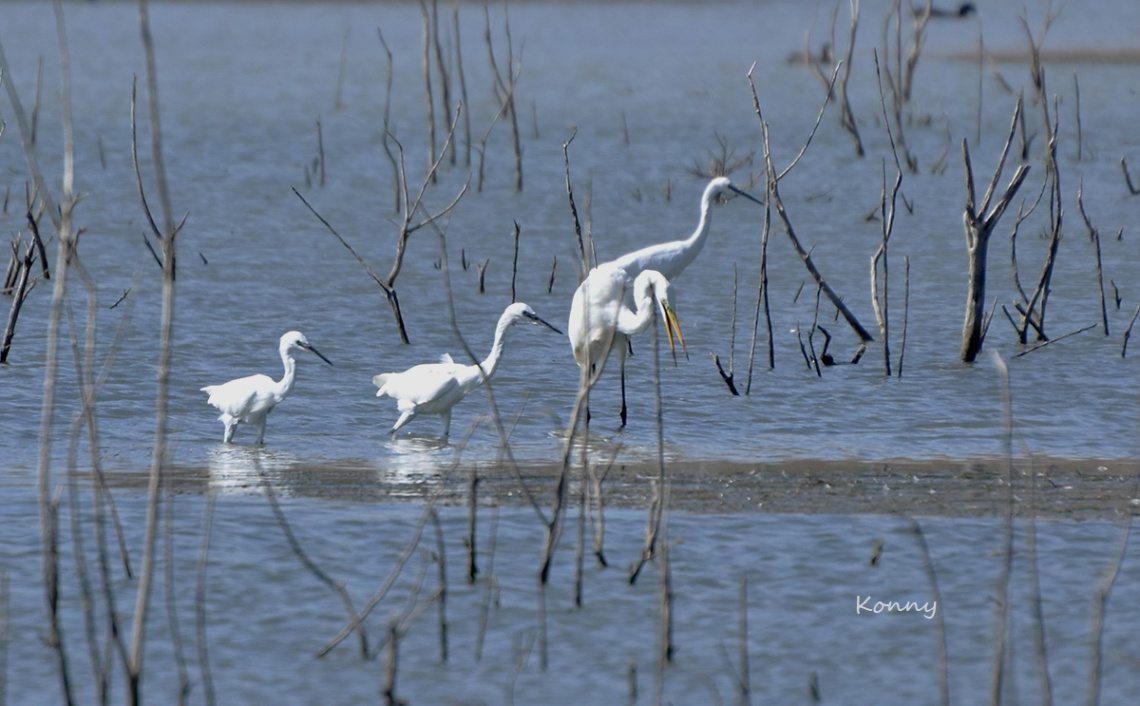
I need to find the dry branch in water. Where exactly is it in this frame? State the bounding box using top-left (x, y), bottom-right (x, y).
top-left (1120, 156), bottom-right (1140, 195)
top-left (959, 95), bottom-right (1030, 362)
top-left (295, 108), bottom-right (467, 343)
top-left (1077, 178), bottom-right (1110, 336)
top-left (748, 65), bottom-right (874, 345)
top-left (484, 4), bottom-right (523, 191)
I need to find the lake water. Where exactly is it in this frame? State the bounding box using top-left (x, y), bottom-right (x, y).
top-left (1, 0), bottom-right (1138, 703)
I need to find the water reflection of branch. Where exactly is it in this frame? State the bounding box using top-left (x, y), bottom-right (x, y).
top-left (257, 459), bottom-right (369, 657)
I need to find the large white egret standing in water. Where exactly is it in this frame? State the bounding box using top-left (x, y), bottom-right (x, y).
top-left (569, 176), bottom-right (760, 424)
top-left (568, 265), bottom-right (686, 424)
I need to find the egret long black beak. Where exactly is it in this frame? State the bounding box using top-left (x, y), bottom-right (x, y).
top-left (300, 341), bottom-right (334, 366)
top-left (660, 301), bottom-right (688, 366)
top-left (525, 310), bottom-right (563, 335)
top-left (727, 183), bottom-right (764, 206)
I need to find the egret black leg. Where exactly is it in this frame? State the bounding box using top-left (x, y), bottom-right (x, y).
top-left (619, 356), bottom-right (628, 427)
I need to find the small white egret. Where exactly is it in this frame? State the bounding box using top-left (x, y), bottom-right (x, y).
top-left (568, 265), bottom-right (687, 425)
top-left (373, 302), bottom-right (561, 436)
top-left (605, 176), bottom-right (763, 282)
top-left (201, 330), bottom-right (333, 444)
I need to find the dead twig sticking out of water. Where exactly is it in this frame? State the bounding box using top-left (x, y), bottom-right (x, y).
top-left (295, 109), bottom-right (467, 343)
top-left (427, 0), bottom-right (455, 166)
top-left (475, 58), bottom-right (518, 193)
top-left (900, 0), bottom-right (934, 104)
top-left (315, 119), bottom-right (325, 187)
top-left (711, 262), bottom-right (740, 395)
top-left (1073, 73), bottom-right (1085, 161)
top-left (419, 1), bottom-right (437, 182)
top-left (959, 94), bottom-right (1030, 362)
top-left (898, 256), bottom-right (910, 377)
top-left (878, 7), bottom-right (917, 171)
top-left (1122, 302), bottom-right (1140, 357)
top-left (1014, 323), bottom-right (1096, 357)
top-left (871, 50), bottom-right (905, 376)
top-left (375, 28), bottom-right (401, 213)
top-left (382, 618), bottom-right (399, 706)
top-left (26, 56), bottom-right (43, 146)
top-left (748, 64), bottom-right (874, 345)
top-left (510, 220), bottom-right (520, 302)
top-left (1077, 179), bottom-right (1110, 336)
top-left (1120, 156), bottom-right (1140, 196)
top-left (1, 231), bottom-right (38, 363)
top-left (837, 0), bottom-right (864, 157)
top-left (452, 3), bottom-right (472, 167)
top-left (563, 129), bottom-right (592, 279)
top-left (475, 258), bottom-right (489, 293)
top-left (129, 2), bottom-right (188, 699)
top-left (484, 4), bottom-right (523, 191)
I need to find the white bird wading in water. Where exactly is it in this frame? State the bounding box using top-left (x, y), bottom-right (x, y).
top-left (568, 176), bottom-right (761, 425)
top-left (373, 302), bottom-right (562, 437)
top-left (202, 330), bottom-right (333, 444)
top-left (569, 265), bottom-right (687, 423)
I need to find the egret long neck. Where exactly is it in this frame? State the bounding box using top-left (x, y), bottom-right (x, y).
top-left (670, 188), bottom-right (716, 277)
top-left (277, 347), bottom-right (298, 395)
top-left (616, 283), bottom-right (657, 336)
top-left (478, 314), bottom-right (513, 379)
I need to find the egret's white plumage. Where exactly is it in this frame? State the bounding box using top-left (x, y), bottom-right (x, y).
top-left (569, 265), bottom-right (685, 371)
top-left (373, 302), bottom-right (561, 436)
top-left (568, 266), bottom-right (686, 424)
top-left (568, 176), bottom-right (758, 424)
top-left (605, 176), bottom-right (763, 282)
top-left (201, 331), bottom-right (333, 444)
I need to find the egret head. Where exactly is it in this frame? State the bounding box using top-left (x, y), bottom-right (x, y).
top-left (707, 176), bottom-right (764, 206)
top-left (635, 271), bottom-right (688, 363)
top-left (504, 302), bottom-right (563, 335)
top-left (280, 331), bottom-right (334, 366)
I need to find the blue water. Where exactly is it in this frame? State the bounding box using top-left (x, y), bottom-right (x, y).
top-left (1, 0), bottom-right (1138, 703)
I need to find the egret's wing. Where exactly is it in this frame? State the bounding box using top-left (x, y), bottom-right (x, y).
top-left (438, 353), bottom-right (454, 364)
top-left (203, 374), bottom-right (272, 419)
top-left (375, 363), bottom-right (463, 411)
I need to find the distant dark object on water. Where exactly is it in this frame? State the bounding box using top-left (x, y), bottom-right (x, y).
top-left (786, 42), bottom-right (833, 65)
top-left (917, 2), bottom-right (976, 18)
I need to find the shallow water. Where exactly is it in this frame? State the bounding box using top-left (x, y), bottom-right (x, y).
top-left (1, 0), bottom-right (1139, 703)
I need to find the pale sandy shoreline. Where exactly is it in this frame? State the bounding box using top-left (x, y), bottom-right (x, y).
top-left (103, 455), bottom-right (1140, 519)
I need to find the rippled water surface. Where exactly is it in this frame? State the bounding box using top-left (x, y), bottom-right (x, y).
top-left (1, 0), bottom-right (1138, 703)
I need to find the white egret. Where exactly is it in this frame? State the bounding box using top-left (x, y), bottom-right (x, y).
top-left (605, 176), bottom-right (763, 282)
top-left (568, 265), bottom-right (686, 426)
top-left (373, 302), bottom-right (561, 436)
top-left (202, 330), bottom-right (333, 444)
top-left (570, 176), bottom-right (759, 425)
